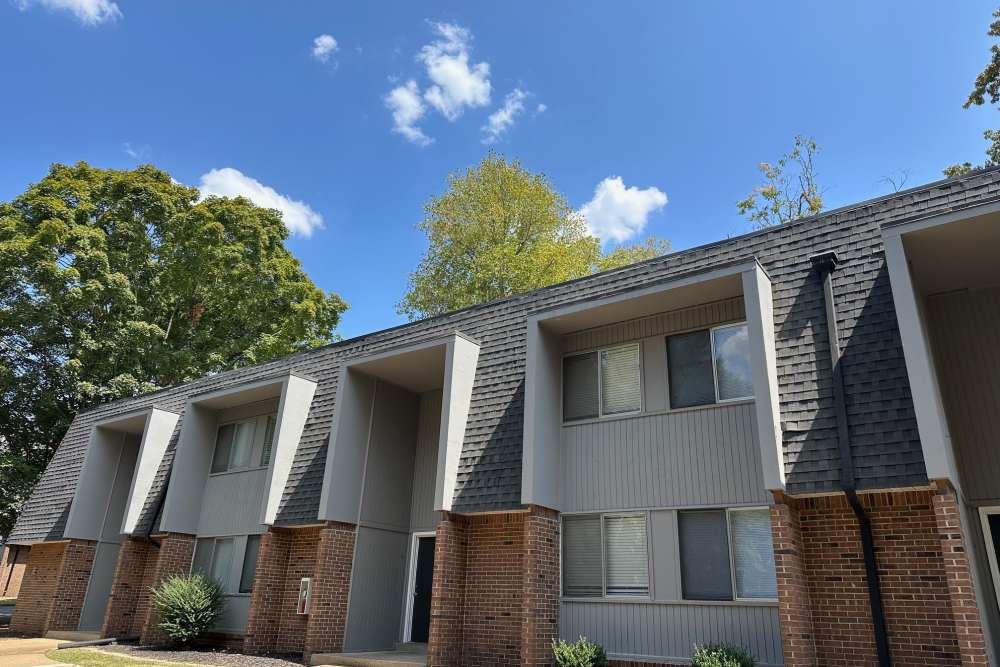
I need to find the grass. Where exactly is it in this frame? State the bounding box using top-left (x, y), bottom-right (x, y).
top-left (46, 648), bottom-right (197, 667)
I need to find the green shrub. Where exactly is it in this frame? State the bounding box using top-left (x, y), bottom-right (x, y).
top-left (151, 573), bottom-right (224, 646)
top-left (692, 643), bottom-right (755, 667)
top-left (552, 636), bottom-right (608, 667)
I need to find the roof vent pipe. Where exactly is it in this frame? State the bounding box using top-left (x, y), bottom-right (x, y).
top-left (810, 251), bottom-right (891, 667)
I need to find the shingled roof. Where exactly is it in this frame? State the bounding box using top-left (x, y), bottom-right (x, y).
top-left (10, 168), bottom-right (1000, 544)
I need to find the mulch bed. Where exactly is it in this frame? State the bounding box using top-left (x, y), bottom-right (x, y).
top-left (102, 643), bottom-right (306, 667)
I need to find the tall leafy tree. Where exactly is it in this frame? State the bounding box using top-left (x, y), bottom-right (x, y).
top-left (398, 153), bottom-right (670, 319)
top-left (0, 162), bottom-right (347, 537)
top-left (737, 135), bottom-right (823, 228)
top-left (944, 7), bottom-right (1000, 177)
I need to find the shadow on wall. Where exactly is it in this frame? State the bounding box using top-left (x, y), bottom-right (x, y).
top-left (777, 257), bottom-right (925, 494)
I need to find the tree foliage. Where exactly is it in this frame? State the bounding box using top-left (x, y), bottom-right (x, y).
top-left (0, 162), bottom-right (347, 537)
top-left (737, 136), bottom-right (823, 228)
top-left (398, 154), bottom-right (670, 319)
top-left (945, 8), bottom-right (1000, 176)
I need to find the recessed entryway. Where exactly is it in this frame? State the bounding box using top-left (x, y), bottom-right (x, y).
top-left (404, 533), bottom-right (435, 644)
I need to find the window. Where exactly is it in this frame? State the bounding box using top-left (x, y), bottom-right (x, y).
top-left (191, 535), bottom-right (263, 595)
top-left (210, 413), bottom-right (276, 473)
top-left (240, 535), bottom-right (261, 593)
top-left (678, 507), bottom-right (777, 601)
top-left (678, 510), bottom-right (733, 600)
top-left (563, 343), bottom-right (641, 422)
top-left (729, 509), bottom-right (777, 599)
top-left (209, 537), bottom-right (234, 590)
top-left (561, 513), bottom-right (649, 598)
top-left (667, 323), bottom-right (752, 409)
top-left (604, 515), bottom-right (649, 596)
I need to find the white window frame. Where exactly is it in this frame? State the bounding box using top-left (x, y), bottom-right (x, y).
top-left (726, 506), bottom-right (778, 602)
top-left (561, 342), bottom-right (643, 424)
top-left (402, 531), bottom-right (437, 643)
top-left (666, 321), bottom-right (753, 410)
top-left (209, 413), bottom-right (277, 476)
top-left (979, 506), bottom-right (1000, 614)
top-left (560, 511), bottom-right (652, 600)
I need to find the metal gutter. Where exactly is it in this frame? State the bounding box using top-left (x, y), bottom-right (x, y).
top-left (811, 251), bottom-right (891, 667)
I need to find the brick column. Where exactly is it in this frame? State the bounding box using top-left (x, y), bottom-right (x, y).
top-left (932, 479), bottom-right (990, 665)
top-left (102, 538), bottom-right (157, 638)
top-left (770, 493), bottom-right (817, 667)
top-left (304, 522), bottom-right (356, 659)
top-left (428, 512), bottom-right (468, 667)
top-left (245, 529), bottom-right (291, 654)
top-left (48, 539), bottom-right (98, 632)
top-left (11, 541), bottom-right (67, 635)
top-left (522, 505), bottom-right (560, 667)
top-left (138, 532), bottom-right (195, 645)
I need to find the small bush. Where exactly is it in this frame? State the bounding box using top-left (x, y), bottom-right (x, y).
top-left (151, 573), bottom-right (224, 646)
top-left (692, 643), bottom-right (755, 667)
top-left (552, 636), bottom-right (608, 667)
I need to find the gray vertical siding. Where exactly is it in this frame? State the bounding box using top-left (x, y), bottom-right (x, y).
top-left (561, 402), bottom-right (769, 511)
top-left (562, 297), bottom-right (745, 353)
top-left (410, 390), bottom-right (442, 532)
top-left (359, 381), bottom-right (419, 531)
top-left (79, 541), bottom-right (121, 631)
top-left (197, 468), bottom-right (268, 536)
top-left (926, 287), bottom-right (1000, 504)
top-left (344, 526), bottom-right (409, 651)
top-left (560, 601), bottom-right (782, 666)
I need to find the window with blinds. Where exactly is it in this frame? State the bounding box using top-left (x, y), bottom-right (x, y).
top-left (604, 515), bottom-right (649, 596)
top-left (730, 509), bottom-right (777, 599)
top-left (563, 343), bottom-right (640, 421)
top-left (240, 534), bottom-right (262, 593)
top-left (600, 345), bottom-right (641, 416)
top-left (210, 413), bottom-right (278, 473)
top-left (562, 515), bottom-right (602, 597)
top-left (712, 323), bottom-right (753, 401)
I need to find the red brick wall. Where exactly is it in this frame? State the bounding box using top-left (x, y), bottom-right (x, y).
top-left (102, 538), bottom-right (157, 638)
top-left (429, 512), bottom-right (468, 667)
top-left (428, 506), bottom-right (561, 667)
top-left (0, 544), bottom-right (29, 598)
top-left (138, 532), bottom-right (195, 645)
top-left (245, 523), bottom-right (355, 658)
top-left (10, 541), bottom-right (66, 635)
top-left (521, 506), bottom-right (560, 667)
top-left (771, 488), bottom-right (989, 667)
top-left (48, 539), bottom-right (97, 632)
top-left (304, 522), bottom-right (356, 657)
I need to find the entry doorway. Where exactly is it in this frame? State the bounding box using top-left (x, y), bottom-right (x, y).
top-left (404, 533), bottom-right (436, 643)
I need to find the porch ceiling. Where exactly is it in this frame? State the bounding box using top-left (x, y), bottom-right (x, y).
top-left (903, 211), bottom-right (1000, 295)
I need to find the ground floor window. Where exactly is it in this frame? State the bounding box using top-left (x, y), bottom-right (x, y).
top-left (562, 513), bottom-right (649, 598)
top-left (191, 534), bottom-right (262, 595)
top-left (678, 507), bottom-right (776, 601)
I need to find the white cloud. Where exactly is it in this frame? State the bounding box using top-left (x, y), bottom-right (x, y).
top-left (578, 177), bottom-right (668, 243)
top-left (481, 88), bottom-right (527, 144)
top-left (198, 168), bottom-right (324, 237)
top-left (536, 103), bottom-right (547, 114)
top-left (14, 0), bottom-right (121, 25)
top-left (418, 22), bottom-right (491, 121)
top-left (122, 142), bottom-right (149, 160)
top-left (385, 80), bottom-right (432, 147)
top-left (311, 34), bottom-right (338, 63)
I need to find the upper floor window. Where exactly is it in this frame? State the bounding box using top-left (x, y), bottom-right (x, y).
top-left (563, 343), bottom-right (641, 422)
top-left (666, 322), bottom-right (752, 409)
top-left (210, 414), bottom-right (277, 474)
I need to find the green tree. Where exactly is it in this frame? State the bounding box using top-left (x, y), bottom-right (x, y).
top-left (944, 8), bottom-right (1000, 176)
top-left (737, 135), bottom-right (823, 228)
top-left (0, 162), bottom-right (347, 537)
top-left (398, 154), bottom-right (670, 319)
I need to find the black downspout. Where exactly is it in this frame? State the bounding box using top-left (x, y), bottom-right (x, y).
top-left (811, 251), bottom-right (892, 667)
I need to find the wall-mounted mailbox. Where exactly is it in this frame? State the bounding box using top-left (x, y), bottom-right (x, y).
top-left (297, 577), bottom-right (312, 615)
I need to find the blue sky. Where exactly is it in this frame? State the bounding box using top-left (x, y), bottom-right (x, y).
top-left (1, 1), bottom-right (997, 338)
